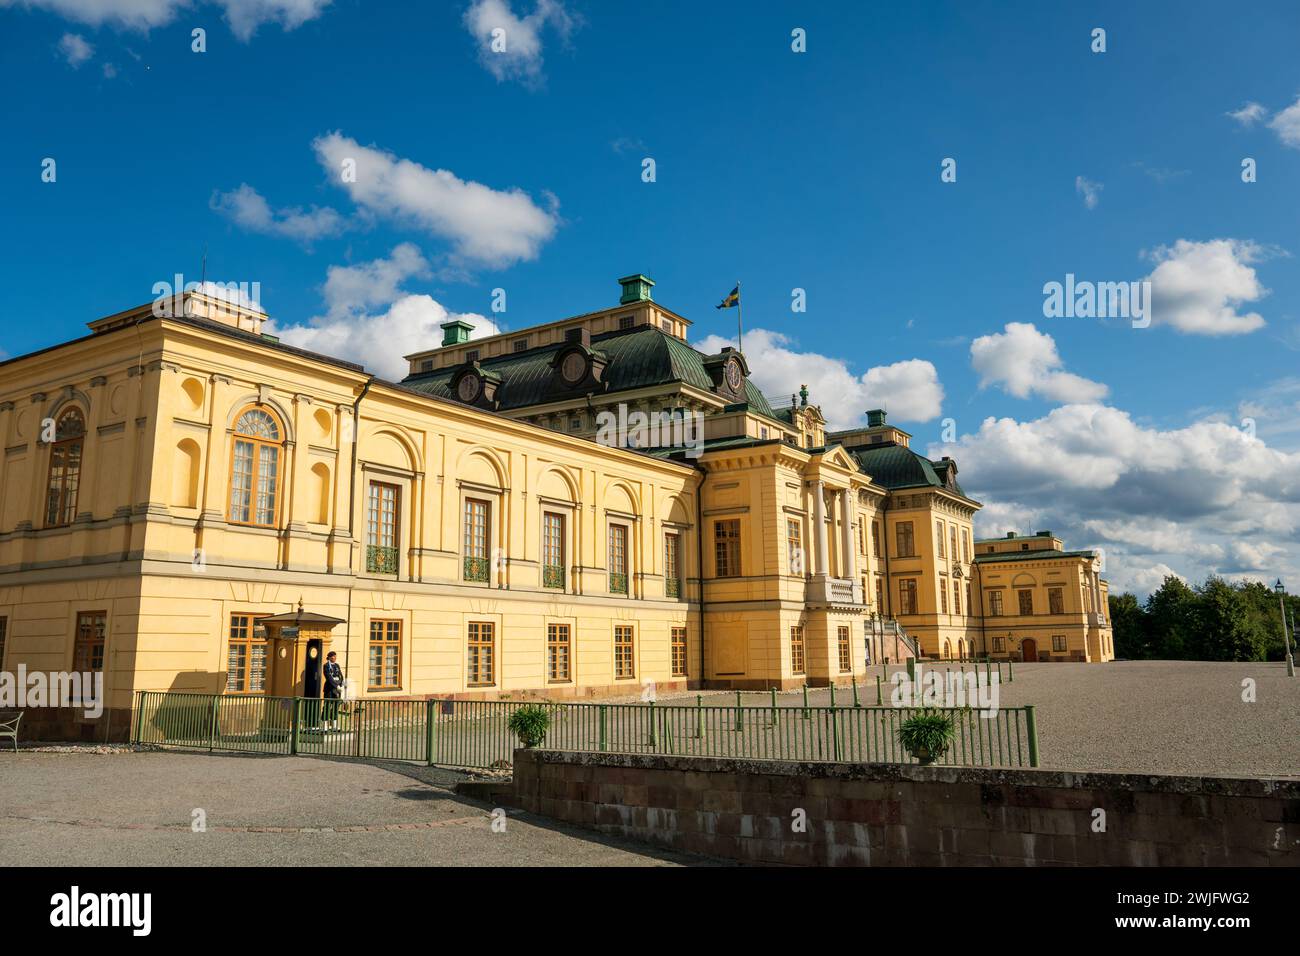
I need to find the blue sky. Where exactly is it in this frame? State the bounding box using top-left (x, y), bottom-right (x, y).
top-left (2, 0), bottom-right (1299, 596)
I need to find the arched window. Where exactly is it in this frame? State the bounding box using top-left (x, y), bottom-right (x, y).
top-left (228, 407), bottom-right (283, 527)
top-left (45, 408), bottom-right (85, 527)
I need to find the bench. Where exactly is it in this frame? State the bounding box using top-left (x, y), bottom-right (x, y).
top-left (0, 712), bottom-right (21, 752)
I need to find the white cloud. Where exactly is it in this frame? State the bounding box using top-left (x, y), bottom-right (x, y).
top-left (56, 31), bottom-right (93, 66)
top-left (692, 328), bottom-right (944, 428)
top-left (463, 0), bottom-right (575, 86)
top-left (1227, 101), bottom-right (1268, 126)
top-left (1267, 95), bottom-right (1300, 148)
top-left (933, 403), bottom-right (1300, 598)
top-left (1143, 239), bottom-right (1272, 336)
top-left (267, 245), bottom-right (499, 379)
top-left (210, 183), bottom-right (344, 243)
top-left (1074, 175), bottom-right (1102, 210)
top-left (102, 61), bottom-right (117, 77)
top-left (218, 0), bottom-right (331, 40)
top-left (970, 322), bottom-right (1108, 403)
top-left (2, 0), bottom-right (330, 40)
top-left (312, 132), bottom-right (560, 269)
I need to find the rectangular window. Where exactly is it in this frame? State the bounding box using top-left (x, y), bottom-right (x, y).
top-left (671, 626), bottom-right (688, 677)
top-left (542, 512), bottom-right (565, 589)
top-left (0, 616), bottom-right (6, 670)
top-left (872, 523), bottom-right (881, 558)
top-left (366, 482), bottom-right (400, 574)
top-left (467, 621), bottom-right (495, 686)
top-left (614, 625), bottom-right (635, 679)
top-left (988, 590), bottom-right (1004, 616)
top-left (466, 349), bottom-right (480, 362)
top-left (664, 532), bottom-right (681, 597)
top-left (608, 524), bottom-right (629, 594)
top-left (619, 315), bottom-right (635, 330)
top-left (73, 611), bottom-right (106, 673)
top-left (952, 579), bottom-right (962, 616)
top-left (939, 577), bottom-right (949, 613)
top-left (857, 522), bottom-right (866, 555)
top-left (1049, 587), bottom-right (1064, 614)
top-left (513, 338), bottom-right (529, 352)
top-left (837, 626), bottom-right (851, 672)
top-left (935, 521), bottom-right (945, 557)
top-left (875, 577), bottom-right (884, 610)
top-left (786, 518), bottom-right (803, 574)
top-left (962, 530), bottom-right (971, 564)
top-left (226, 614), bottom-right (267, 694)
top-left (899, 579), bottom-right (918, 615)
top-left (368, 620), bottom-right (401, 690)
top-left (547, 624), bottom-right (571, 682)
top-left (993, 636), bottom-right (1005, 652)
top-left (1018, 589), bottom-right (1034, 616)
top-left (896, 521), bottom-right (915, 558)
top-left (1052, 634), bottom-right (1067, 652)
top-left (463, 498), bottom-right (490, 582)
top-left (714, 519), bottom-right (741, 577)
top-left (950, 526), bottom-right (958, 564)
top-left (790, 626), bottom-right (806, 675)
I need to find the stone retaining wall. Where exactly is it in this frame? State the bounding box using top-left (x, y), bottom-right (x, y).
top-left (512, 750), bottom-right (1300, 866)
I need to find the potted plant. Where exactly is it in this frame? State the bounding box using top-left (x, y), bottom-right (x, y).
top-left (897, 710), bottom-right (956, 765)
top-left (507, 704), bottom-right (552, 749)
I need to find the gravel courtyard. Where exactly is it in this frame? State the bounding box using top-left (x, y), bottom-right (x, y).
top-left (786, 660), bottom-right (1300, 777)
top-left (0, 751), bottom-right (722, 867)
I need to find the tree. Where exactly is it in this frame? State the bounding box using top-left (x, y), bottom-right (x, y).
top-left (1144, 575), bottom-right (1197, 659)
top-left (1194, 577), bottom-right (1269, 662)
top-left (1108, 591), bottom-right (1148, 659)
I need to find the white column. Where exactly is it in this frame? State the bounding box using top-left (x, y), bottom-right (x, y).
top-left (840, 490), bottom-right (856, 582)
top-left (812, 479), bottom-right (829, 576)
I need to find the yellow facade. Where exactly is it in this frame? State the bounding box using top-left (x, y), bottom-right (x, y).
top-left (0, 279), bottom-right (1108, 739)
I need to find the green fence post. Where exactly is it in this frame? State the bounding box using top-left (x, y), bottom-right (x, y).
top-left (830, 684), bottom-right (837, 710)
top-left (290, 698), bottom-right (300, 756)
top-left (876, 675), bottom-right (883, 706)
top-left (1025, 705), bottom-right (1039, 767)
top-left (985, 659), bottom-right (992, 686)
top-left (735, 690), bottom-right (744, 733)
top-left (802, 684), bottom-right (810, 719)
top-left (695, 695), bottom-right (703, 740)
top-left (830, 707), bottom-right (841, 761)
top-left (648, 700), bottom-right (657, 749)
top-left (852, 678), bottom-right (861, 708)
top-left (599, 704), bottom-right (607, 752)
top-left (906, 658), bottom-right (916, 682)
top-left (425, 699), bottom-right (437, 766)
top-left (132, 691), bottom-right (145, 744)
top-left (208, 696), bottom-right (218, 752)
top-left (1008, 658), bottom-right (1015, 683)
top-left (770, 688), bottom-right (778, 727)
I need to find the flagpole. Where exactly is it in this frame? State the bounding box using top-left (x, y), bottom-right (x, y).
top-left (736, 280), bottom-right (743, 353)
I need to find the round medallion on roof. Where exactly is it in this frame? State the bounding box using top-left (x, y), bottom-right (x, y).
top-left (561, 351), bottom-right (588, 384)
top-left (456, 372), bottom-right (482, 403)
top-left (724, 356), bottom-right (743, 392)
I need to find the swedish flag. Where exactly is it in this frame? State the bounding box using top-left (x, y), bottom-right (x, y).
top-left (716, 285), bottom-right (740, 309)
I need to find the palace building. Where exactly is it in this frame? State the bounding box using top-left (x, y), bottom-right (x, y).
top-left (0, 274), bottom-right (1110, 740)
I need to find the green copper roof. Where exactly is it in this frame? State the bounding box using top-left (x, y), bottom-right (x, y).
top-left (848, 442), bottom-right (971, 498)
top-left (402, 325), bottom-right (777, 418)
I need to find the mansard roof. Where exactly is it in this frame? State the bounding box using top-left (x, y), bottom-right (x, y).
top-left (848, 442), bottom-right (972, 499)
top-left (400, 324), bottom-right (778, 417)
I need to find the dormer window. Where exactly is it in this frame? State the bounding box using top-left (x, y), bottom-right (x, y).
top-left (619, 315), bottom-right (635, 330)
top-left (466, 349), bottom-right (480, 362)
top-left (513, 338), bottom-right (528, 352)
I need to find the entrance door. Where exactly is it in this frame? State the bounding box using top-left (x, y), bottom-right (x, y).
top-left (1022, 638), bottom-right (1038, 662)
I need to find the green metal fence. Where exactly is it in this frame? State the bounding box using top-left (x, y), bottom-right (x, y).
top-left (134, 691), bottom-right (1039, 769)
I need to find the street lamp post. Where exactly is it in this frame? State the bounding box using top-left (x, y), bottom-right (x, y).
top-left (1275, 579), bottom-right (1295, 678)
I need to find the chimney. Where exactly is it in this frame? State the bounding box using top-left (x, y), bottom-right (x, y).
top-left (617, 273), bottom-right (655, 305)
top-left (440, 319), bottom-right (475, 347)
top-left (867, 409), bottom-right (887, 427)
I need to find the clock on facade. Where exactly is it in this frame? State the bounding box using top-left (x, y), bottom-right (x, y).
top-left (561, 351), bottom-right (588, 384)
top-left (456, 373), bottom-right (481, 403)
top-left (724, 356), bottom-right (743, 393)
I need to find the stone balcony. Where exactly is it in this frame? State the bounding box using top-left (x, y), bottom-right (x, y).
top-left (806, 574), bottom-right (863, 607)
